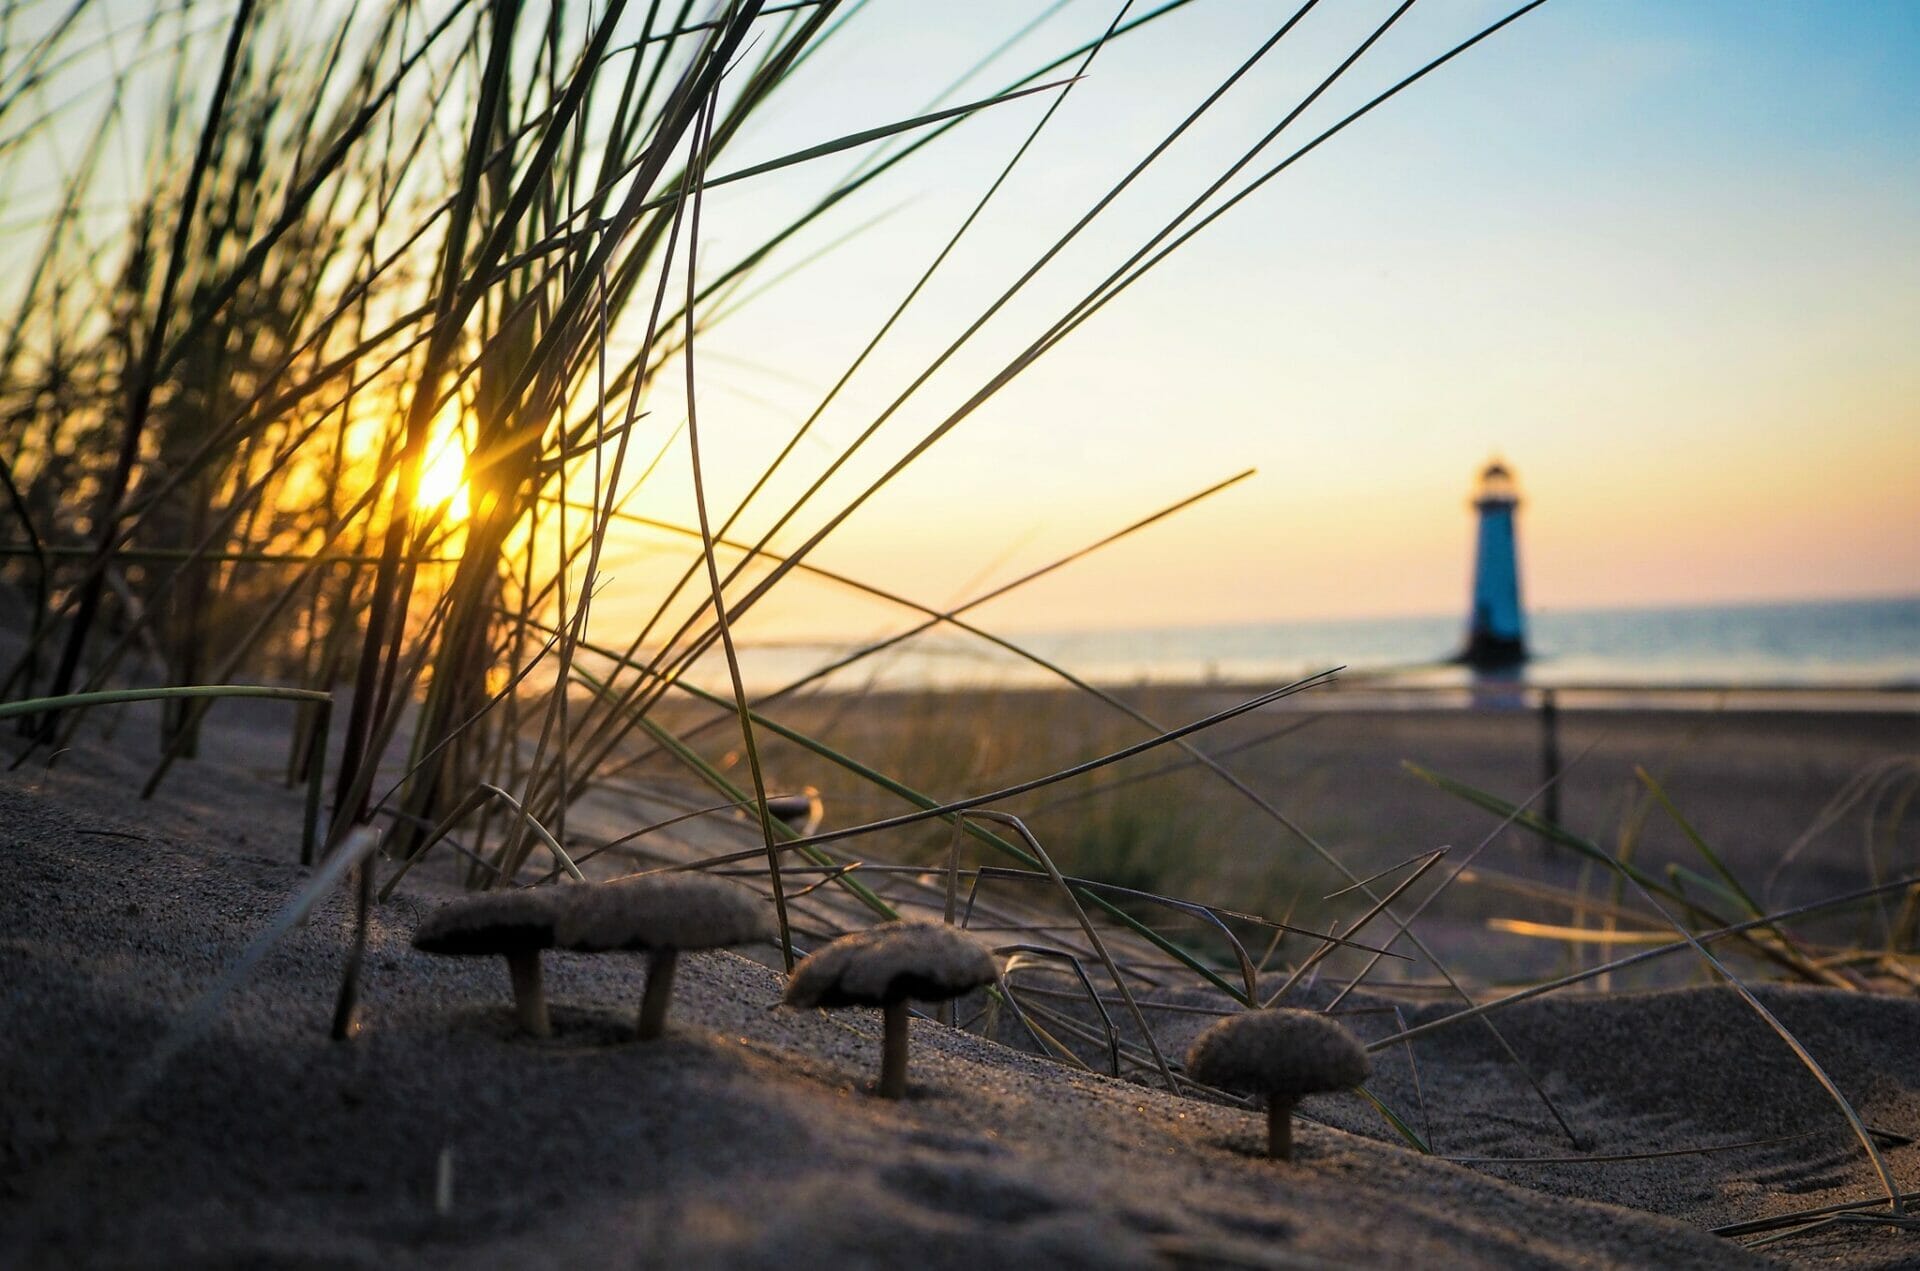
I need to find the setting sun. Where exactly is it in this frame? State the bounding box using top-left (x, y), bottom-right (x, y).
top-left (416, 416), bottom-right (470, 523)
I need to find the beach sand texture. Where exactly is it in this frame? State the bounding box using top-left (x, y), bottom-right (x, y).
top-left (3, 698), bottom-right (1917, 1268)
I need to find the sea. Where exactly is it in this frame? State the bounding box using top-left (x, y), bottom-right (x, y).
top-left (718, 594), bottom-right (1920, 705)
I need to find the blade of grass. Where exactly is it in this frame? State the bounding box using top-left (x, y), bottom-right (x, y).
top-left (1370, 873), bottom-right (1920, 1053)
top-left (0, 684), bottom-right (330, 721)
top-left (677, 86), bottom-right (795, 969)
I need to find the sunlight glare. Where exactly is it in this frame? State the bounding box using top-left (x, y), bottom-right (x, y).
top-left (417, 415), bottom-right (471, 522)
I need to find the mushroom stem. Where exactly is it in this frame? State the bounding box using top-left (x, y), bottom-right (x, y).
top-left (878, 999), bottom-right (909, 1099)
top-left (505, 949), bottom-right (550, 1038)
top-left (1267, 1097), bottom-right (1297, 1161)
top-left (637, 947), bottom-right (679, 1040)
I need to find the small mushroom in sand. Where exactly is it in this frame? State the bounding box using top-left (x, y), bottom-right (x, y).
top-left (1184, 1008), bottom-right (1370, 1161)
top-left (764, 787), bottom-right (824, 837)
top-left (556, 873), bottom-right (774, 1040)
top-left (412, 890), bottom-right (564, 1038)
top-left (783, 921), bottom-right (998, 1099)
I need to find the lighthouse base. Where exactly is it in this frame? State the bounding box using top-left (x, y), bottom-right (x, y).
top-left (1458, 633), bottom-right (1527, 670)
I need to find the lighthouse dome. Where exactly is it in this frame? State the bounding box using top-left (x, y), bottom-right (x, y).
top-left (1474, 459), bottom-right (1520, 508)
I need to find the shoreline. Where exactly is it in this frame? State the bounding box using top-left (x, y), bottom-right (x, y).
top-left (703, 591), bottom-right (1920, 699)
top-left (727, 678), bottom-right (1920, 712)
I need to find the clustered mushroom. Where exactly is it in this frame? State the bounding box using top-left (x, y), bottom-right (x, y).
top-left (410, 889), bottom-right (1367, 1166)
top-left (408, 884), bottom-right (1369, 1168)
top-left (410, 888), bottom-right (1000, 1098)
top-left (412, 874), bottom-right (773, 1041)
top-left (1184, 1007), bottom-right (1371, 1160)
top-left (782, 920), bottom-right (998, 1098)
top-left (407, 887), bottom-right (1370, 1167)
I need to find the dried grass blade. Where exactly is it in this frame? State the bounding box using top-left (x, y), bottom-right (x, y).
top-left (997, 945), bottom-right (1119, 1076)
top-left (967, 810), bottom-right (1176, 1091)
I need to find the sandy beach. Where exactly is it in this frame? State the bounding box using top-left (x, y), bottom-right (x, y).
top-left (3, 689), bottom-right (1917, 1268)
top-left (740, 686), bottom-right (1919, 978)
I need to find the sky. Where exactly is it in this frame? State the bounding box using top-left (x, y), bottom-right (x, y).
top-left (607, 0), bottom-right (1919, 642)
top-left (7, 0), bottom-right (1914, 645)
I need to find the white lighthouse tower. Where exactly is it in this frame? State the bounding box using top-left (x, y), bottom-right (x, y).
top-left (1461, 458), bottom-right (1527, 669)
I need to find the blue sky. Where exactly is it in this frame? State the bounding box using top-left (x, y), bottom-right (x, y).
top-left (615, 0), bottom-right (1920, 638)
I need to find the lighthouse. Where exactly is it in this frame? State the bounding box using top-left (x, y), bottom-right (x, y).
top-left (1461, 459), bottom-right (1527, 669)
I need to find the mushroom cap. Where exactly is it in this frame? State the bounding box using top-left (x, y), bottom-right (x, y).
top-left (765, 788), bottom-right (824, 836)
top-left (412, 889), bottom-right (562, 956)
top-left (554, 873), bottom-right (775, 953)
top-left (1185, 1008), bottom-right (1370, 1100)
top-left (783, 921), bottom-right (997, 1009)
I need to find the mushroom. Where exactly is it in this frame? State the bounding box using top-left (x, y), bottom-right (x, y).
top-left (412, 889), bottom-right (564, 1038)
top-left (764, 787), bottom-right (824, 837)
top-left (555, 873), bottom-right (774, 1040)
top-left (1184, 1008), bottom-right (1370, 1160)
top-left (783, 921), bottom-right (998, 1099)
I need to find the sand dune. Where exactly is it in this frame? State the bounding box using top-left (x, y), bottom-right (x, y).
top-left (3, 712), bottom-right (1915, 1267)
